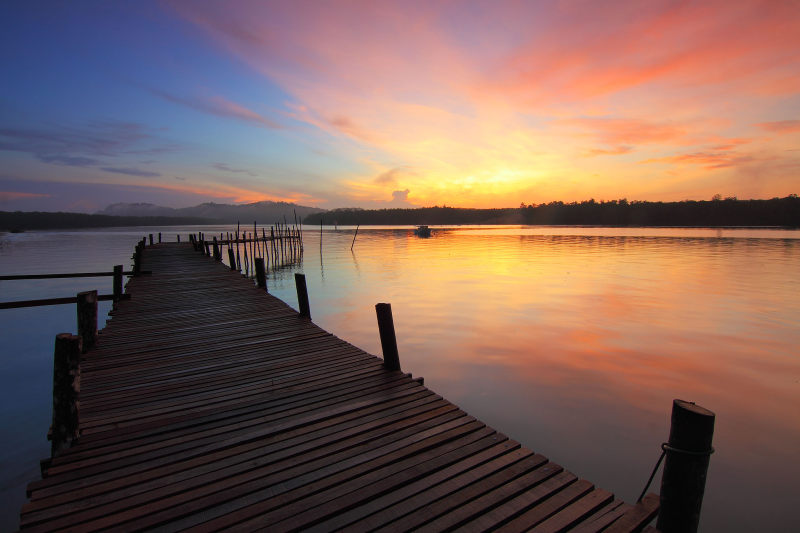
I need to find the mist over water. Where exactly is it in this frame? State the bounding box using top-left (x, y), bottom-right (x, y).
top-left (1, 225), bottom-right (798, 531)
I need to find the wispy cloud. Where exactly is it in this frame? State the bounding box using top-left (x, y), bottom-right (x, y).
top-left (0, 121), bottom-right (175, 170)
top-left (148, 87), bottom-right (282, 129)
top-left (757, 120), bottom-right (800, 134)
top-left (212, 162), bottom-right (258, 176)
top-left (0, 191), bottom-right (51, 202)
top-left (101, 167), bottom-right (162, 177)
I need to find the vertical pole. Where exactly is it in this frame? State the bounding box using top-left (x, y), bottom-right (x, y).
top-left (351, 224), bottom-right (360, 250)
top-left (113, 264), bottom-right (123, 303)
top-left (294, 273), bottom-right (310, 319)
top-left (657, 399), bottom-right (716, 533)
top-left (228, 247), bottom-right (237, 271)
top-left (76, 290), bottom-right (98, 353)
top-left (375, 303), bottom-right (401, 371)
top-left (158, 232), bottom-right (162, 243)
top-left (149, 233), bottom-right (153, 246)
top-left (213, 237), bottom-right (221, 261)
top-left (133, 244), bottom-right (141, 275)
top-left (50, 333), bottom-right (81, 455)
top-left (177, 234), bottom-right (180, 242)
top-left (255, 258), bottom-right (267, 290)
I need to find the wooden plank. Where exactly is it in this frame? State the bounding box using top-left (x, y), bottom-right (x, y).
top-left (19, 243), bottom-right (648, 532)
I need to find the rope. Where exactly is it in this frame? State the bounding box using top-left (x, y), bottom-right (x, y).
top-left (636, 442), bottom-right (715, 503)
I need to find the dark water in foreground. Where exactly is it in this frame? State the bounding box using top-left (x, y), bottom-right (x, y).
top-left (1, 225), bottom-right (798, 531)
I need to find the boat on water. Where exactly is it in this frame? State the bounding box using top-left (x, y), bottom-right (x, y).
top-left (414, 225), bottom-right (432, 237)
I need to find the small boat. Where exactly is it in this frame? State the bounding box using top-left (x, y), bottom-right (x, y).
top-left (414, 225), bottom-right (431, 237)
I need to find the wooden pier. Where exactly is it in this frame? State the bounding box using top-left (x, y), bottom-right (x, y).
top-left (19, 242), bottom-right (659, 531)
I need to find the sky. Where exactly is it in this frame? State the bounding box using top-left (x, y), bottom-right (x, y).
top-left (1, 0), bottom-right (799, 213)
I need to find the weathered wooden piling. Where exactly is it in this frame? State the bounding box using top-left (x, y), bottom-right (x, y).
top-left (112, 265), bottom-right (123, 303)
top-left (49, 333), bottom-right (81, 455)
top-left (657, 399), bottom-right (716, 533)
top-left (227, 247), bottom-right (237, 270)
top-left (76, 290), bottom-right (98, 353)
top-left (294, 273), bottom-right (310, 319)
top-left (212, 237), bottom-right (221, 261)
top-left (375, 302), bottom-right (401, 371)
top-left (158, 232), bottom-right (162, 243)
top-left (255, 258), bottom-right (267, 289)
top-left (149, 234), bottom-right (153, 246)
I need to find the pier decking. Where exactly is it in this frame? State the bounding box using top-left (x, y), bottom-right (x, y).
top-left (20, 242), bottom-right (658, 531)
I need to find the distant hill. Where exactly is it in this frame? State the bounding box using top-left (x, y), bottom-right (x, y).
top-left (99, 201), bottom-right (324, 224)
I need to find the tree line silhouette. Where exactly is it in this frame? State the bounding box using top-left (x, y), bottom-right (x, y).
top-left (0, 211), bottom-right (216, 231)
top-left (304, 195), bottom-right (799, 227)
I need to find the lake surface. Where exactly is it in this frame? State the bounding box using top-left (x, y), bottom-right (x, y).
top-left (1, 225), bottom-right (798, 531)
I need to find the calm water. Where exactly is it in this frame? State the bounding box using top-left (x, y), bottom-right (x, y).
top-left (1, 225), bottom-right (798, 531)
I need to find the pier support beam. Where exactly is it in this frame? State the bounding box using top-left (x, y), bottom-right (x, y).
top-left (295, 273), bottom-right (310, 319)
top-left (657, 399), bottom-right (715, 533)
top-left (50, 333), bottom-right (81, 455)
top-left (228, 248), bottom-right (237, 271)
top-left (375, 303), bottom-right (401, 371)
top-left (76, 290), bottom-right (97, 353)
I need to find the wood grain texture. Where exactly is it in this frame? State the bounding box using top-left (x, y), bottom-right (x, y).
top-left (20, 243), bottom-right (656, 532)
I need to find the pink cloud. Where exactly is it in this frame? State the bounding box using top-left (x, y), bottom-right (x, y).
top-left (0, 191), bottom-right (50, 202)
top-left (757, 120), bottom-right (800, 134)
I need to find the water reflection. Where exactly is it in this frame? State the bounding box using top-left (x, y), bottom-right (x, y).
top-left (1, 225), bottom-right (798, 531)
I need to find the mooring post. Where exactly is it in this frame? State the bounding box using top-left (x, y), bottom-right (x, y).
top-left (657, 399), bottom-right (716, 533)
top-left (149, 234), bottom-right (153, 246)
top-left (375, 303), bottom-right (401, 371)
top-left (158, 232), bottom-right (162, 244)
top-left (76, 290), bottom-right (97, 353)
top-left (204, 240), bottom-right (211, 256)
top-left (113, 264), bottom-right (123, 303)
top-left (133, 244), bottom-right (142, 275)
top-left (212, 237), bottom-right (221, 261)
top-left (294, 273), bottom-right (310, 319)
top-left (228, 247), bottom-right (237, 270)
top-left (50, 333), bottom-right (81, 456)
top-left (177, 234), bottom-right (180, 242)
top-left (255, 258), bottom-right (267, 289)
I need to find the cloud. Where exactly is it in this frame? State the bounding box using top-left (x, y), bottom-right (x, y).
top-left (101, 167), bottom-right (162, 177)
top-left (212, 162), bottom-right (258, 176)
top-left (757, 120), bottom-right (800, 134)
top-left (0, 121), bottom-right (175, 169)
top-left (585, 146), bottom-right (633, 157)
top-left (391, 189), bottom-right (410, 203)
top-left (374, 166), bottom-right (411, 186)
top-left (37, 154), bottom-right (99, 166)
top-left (0, 191), bottom-right (50, 203)
top-left (559, 118), bottom-right (687, 146)
top-left (148, 87), bottom-right (282, 129)
top-left (642, 151), bottom-right (760, 170)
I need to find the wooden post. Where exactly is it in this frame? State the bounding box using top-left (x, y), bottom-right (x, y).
top-left (657, 399), bottom-right (716, 533)
top-left (113, 264), bottom-right (123, 303)
top-left (76, 290), bottom-right (97, 353)
top-left (351, 224), bottom-right (360, 250)
top-left (213, 237), bottom-right (221, 261)
top-left (149, 234), bottom-right (153, 246)
top-left (177, 234), bottom-right (181, 242)
top-left (133, 244), bottom-right (141, 275)
top-left (228, 247), bottom-right (237, 271)
top-left (50, 333), bottom-right (81, 455)
top-left (375, 303), bottom-right (401, 371)
top-left (255, 258), bottom-right (267, 289)
top-left (158, 232), bottom-right (162, 243)
top-left (294, 273), bottom-right (310, 319)
top-left (204, 240), bottom-right (211, 256)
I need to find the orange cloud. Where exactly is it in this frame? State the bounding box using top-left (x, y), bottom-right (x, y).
top-left (757, 120), bottom-right (800, 134)
top-left (0, 191), bottom-right (50, 202)
top-left (168, 0), bottom-right (800, 206)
